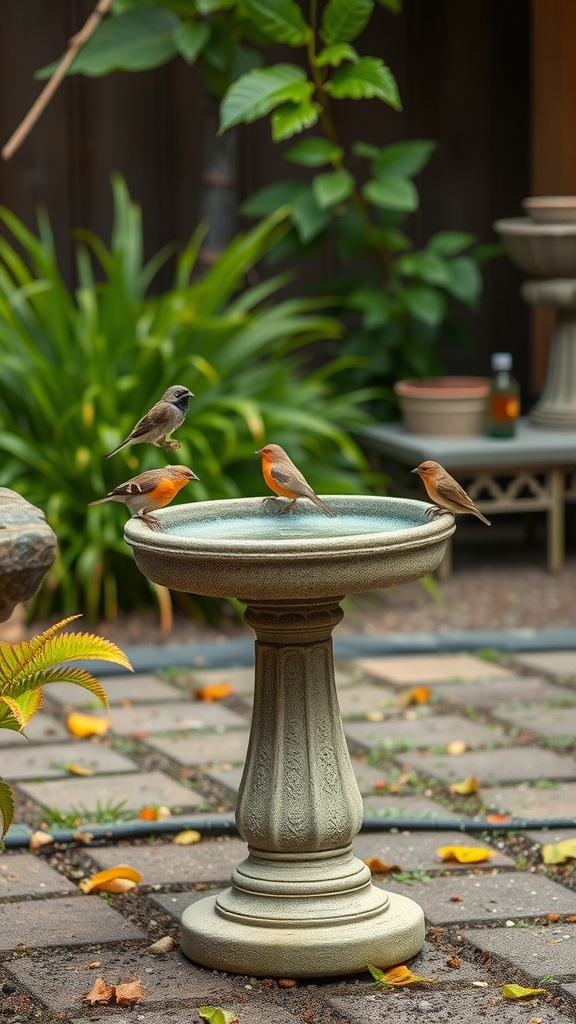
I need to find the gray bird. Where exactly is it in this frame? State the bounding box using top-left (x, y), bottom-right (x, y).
top-left (106, 385), bottom-right (193, 458)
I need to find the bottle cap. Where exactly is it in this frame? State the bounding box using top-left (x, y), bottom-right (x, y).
top-left (491, 351), bottom-right (512, 371)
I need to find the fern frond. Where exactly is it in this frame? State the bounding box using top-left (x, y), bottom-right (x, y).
top-left (0, 690), bottom-right (42, 729)
top-left (0, 620), bottom-right (131, 693)
top-left (0, 616), bottom-right (82, 682)
top-left (38, 667), bottom-right (109, 708)
top-left (0, 778), bottom-right (14, 838)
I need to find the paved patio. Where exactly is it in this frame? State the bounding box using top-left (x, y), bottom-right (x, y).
top-left (1, 648), bottom-right (576, 1022)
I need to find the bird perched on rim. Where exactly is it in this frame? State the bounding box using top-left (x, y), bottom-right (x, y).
top-left (412, 460), bottom-right (491, 525)
top-left (256, 443), bottom-right (335, 517)
top-left (105, 385), bottom-right (194, 458)
top-left (88, 465), bottom-right (198, 530)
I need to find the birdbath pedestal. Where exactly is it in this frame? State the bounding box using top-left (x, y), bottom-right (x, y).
top-left (125, 495), bottom-right (454, 977)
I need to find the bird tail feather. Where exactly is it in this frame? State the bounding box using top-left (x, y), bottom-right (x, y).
top-left (311, 494), bottom-right (336, 517)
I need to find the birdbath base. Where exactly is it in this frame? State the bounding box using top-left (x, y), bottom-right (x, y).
top-left (180, 595), bottom-right (425, 977)
top-left (523, 280), bottom-right (576, 429)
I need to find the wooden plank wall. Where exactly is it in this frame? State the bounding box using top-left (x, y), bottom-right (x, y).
top-left (0, 0), bottom-right (531, 390)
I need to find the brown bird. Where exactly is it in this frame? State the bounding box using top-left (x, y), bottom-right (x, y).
top-left (106, 385), bottom-right (194, 458)
top-left (88, 465), bottom-right (198, 530)
top-left (412, 460), bottom-right (491, 525)
top-left (256, 443), bottom-right (335, 517)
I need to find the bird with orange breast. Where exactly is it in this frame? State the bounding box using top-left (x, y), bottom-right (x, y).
top-left (256, 443), bottom-right (335, 517)
top-left (88, 465), bottom-right (198, 530)
top-left (412, 460), bottom-right (491, 525)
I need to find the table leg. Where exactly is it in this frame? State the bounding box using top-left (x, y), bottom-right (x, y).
top-left (547, 468), bottom-right (565, 573)
top-left (436, 539), bottom-right (452, 581)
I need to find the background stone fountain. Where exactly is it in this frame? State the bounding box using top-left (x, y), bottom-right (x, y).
top-left (126, 494), bottom-right (455, 977)
top-left (495, 197), bottom-right (576, 429)
top-left (0, 488), bottom-right (57, 624)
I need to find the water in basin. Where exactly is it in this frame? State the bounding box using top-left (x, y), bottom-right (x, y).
top-left (164, 511), bottom-right (427, 542)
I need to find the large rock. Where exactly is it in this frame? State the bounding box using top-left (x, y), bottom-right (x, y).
top-left (0, 488), bottom-right (57, 623)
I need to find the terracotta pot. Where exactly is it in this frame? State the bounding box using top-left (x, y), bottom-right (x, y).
top-left (394, 376), bottom-right (490, 437)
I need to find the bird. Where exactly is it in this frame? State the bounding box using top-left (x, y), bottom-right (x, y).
top-left (255, 443), bottom-right (335, 517)
top-left (88, 465), bottom-right (199, 530)
top-left (412, 460), bottom-right (491, 525)
top-left (105, 385), bottom-right (194, 458)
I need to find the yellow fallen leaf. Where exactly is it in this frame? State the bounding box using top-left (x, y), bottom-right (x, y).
top-left (446, 740), bottom-right (467, 755)
top-left (364, 858), bottom-right (401, 873)
top-left (63, 763), bottom-right (95, 777)
top-left (436, 846), bottom-right (496, 864)
top-left (448, 775), bottom-right (478, 795)
top-left (194, 683), bottom-right (234, 702)
top-left (502, 985), bottom-right (546, 999)
top-left (397, 686), bottom-right (431, 707)
top-left (541, 838), bottom-right (576, 865)
top-left (368, 964), bottom-right (438, 988)
top-left (364, 710), bottom-right (384, 722)
top-left (198, 1008), bottom-right (237, 1024)
top-left (78, 864), bottom-right (142, 894)
top-left (66, 712), bottom-right (110, 738)
top-left (173, 829), bottom-right (202, 845)
top-left (28, 831), bottom-right (54, 852)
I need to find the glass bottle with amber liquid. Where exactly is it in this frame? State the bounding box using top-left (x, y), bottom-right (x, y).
top-left (488, 352), bottom-right (520, 438)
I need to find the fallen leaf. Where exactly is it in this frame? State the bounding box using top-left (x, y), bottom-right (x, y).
top-left (66, 712), bottom-right (110, 738)
top-left (78, 865), bottom-right (142, 894)
top-left (138, 805), bottom-right (171, 821)
top-left (278, 978), bottom-right (297, 987)
top-left (194, 683), bottom-right (234, 702)
top-left (437, 846), bottom-right (496, 864)
top-left (472, 980), bottom-right (489, 988)
top-left (546, 913), bottom-right (560, 922)
top-left (173, 829), bottom-right (202, 845)
top-left (63, 763), bottom-right (95, 777)
top-left (28, 831), bottom-right (54, 852)
top-left (486, 814), bottom-right (510, 823)
top-left (148, 936), bottom-right (175, 954)
top-left (448, 775), bottom-right (478, 795)
top-left (198, 1007), bottom-right (237, 1024)
top-left (86, 962), bottom-right (101, 969)
top-left (541, 838), bottom-right (576, 865)
top-left (397, 686), bottom-right (431, 706)
top-left (115, 980), bottom-right (145, 1005)
top-left (72, 832), bottom-right (94, 844)
top-left (364, 710), bottom-right (384, 722)
top-left (480, 950), bottom-right (490, 964)
top-left (567, 915), bottom-right (576, 922)
top-left (364, 858), bottom-right (401, 873)
top-left (446, 740), bottom-right (467, 755)
top-left (446, 956), bottom-right (461, 969)
top-left (502, 985), bottom-right (546, 1000)
top-left (368, 964), bottom-right (438, 988)
top-left (84, 978), bottom-right (115, 1005)
top-left (449, 895), bottom-right (463, 902)
top-left (373, 780), bottom-right (387, 790)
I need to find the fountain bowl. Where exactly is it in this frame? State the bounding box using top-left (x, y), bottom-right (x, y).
top-left (494, 216), bottom-right (576, 278)
top-left (124, 494), bottom-right (454, 601)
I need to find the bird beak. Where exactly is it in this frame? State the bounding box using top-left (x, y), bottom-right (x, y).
top-left (254, 449), bottom-right (262, 456)
top-left (411, 467), bottom-right (420, 475)
top-left (190, 472), bottom-right (200, 481)
top-left (187, 390), bottom-right (195, 398)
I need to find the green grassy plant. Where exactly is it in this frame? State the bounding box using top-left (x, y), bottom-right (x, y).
top-left (0, 177), bottom-right (373, 620)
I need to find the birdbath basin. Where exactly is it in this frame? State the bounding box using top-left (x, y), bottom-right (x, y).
top-left (125, 495), bottom-right (454, 977)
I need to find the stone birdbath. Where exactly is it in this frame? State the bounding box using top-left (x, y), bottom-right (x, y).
top-left (495, 198), bottom-right (576, 429)
top-left (125, 495), bottom-right (454, 977)
top-left (0, 488), bottom-right (57, 624)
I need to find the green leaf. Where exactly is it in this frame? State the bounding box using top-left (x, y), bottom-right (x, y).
top-left (367, 965), bottom-right (394, 988)
top-left (285, 137), bottom-right (342, 167)
top-left (0, 778), bottom-right (14, 839)
top-left (373, 140), bottom-right (436, 178)
top-left (348, 287), bottom-right (392, 328)
top-left (427, 231), bottom-right (476, 256)
top-left (242, 0), bottom-right (311, 45)
top-left (362, 176), bottom-right (418, 212)
top-left (321, 0), bottom-right (374, 45)
top-left (291, 188), bottom-right (331, 243)
top-left (472, 242), bottom-right (504, 264)
top-left (404, 285), bottom-right (446, 326)
top-left (36, 8), bottom-right (180, 78)
top-left (396, 251), bottom-right (450, 286)
top-left (271, 91), bottom-right (318, 141)
top-left (352, 141), bottom-right (380, 159)
top-left (219, 64), bottom-right (307, 132)
top-left (315, 43), bottom-right (358, 68)
top-left (240, 180), bottom-right (307, 217)
top-left (376, 0), bottom-right (402, 12)
top-left (174, 21), bottom-right (210, 66)
top-left (312, 169), bottom-right (354, 209)
top-left (444, 256), bottom-right (482, 306)
top-left (198, 1006), bottom-right (241, 1023)
top-left (326, 57), bottom-right (401, 109)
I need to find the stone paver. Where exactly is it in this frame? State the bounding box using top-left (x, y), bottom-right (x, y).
top-left (433, 676), bottom-right (574, 710)
top-left (184, 666), bottom-right (256, 694)
top-left (0, 853), bottom-right (77, 898)
top-left (45, 673), bottom-right (183, 707)
top-left (484, 782), bottom-right (576, 818)
top-left (512, 651), bottom-right (576, 678)
top-left (204, 756), bottom-right (392, 798)
top-left (357, 654), bottom-right (514, 685)
top-left (144, 728), bottom-right (250, 766)
top-left (151, 888), bottom-right (225, 921)
top-left (6, 948), bottom-right (234, 1010)
top-left (399, 746), bottom-right (576, 785)
top-left (345, 713), bottom-right (506, 752)
top-left (0, 740), bottom-right (138, 780)
top-left (87, 837), bottom-right (248, 884)
top-left (109, 700), bottom-right (248, 735)
top-left (362, 794), bottom-right (461, 821)
top-left (0, 895), bottom-right (144, 950)
top-left (523, 828), bottom-right (576, 846)
top-left (336, 683), bottom-right (397, 717)
top-left (0, 713), bottom-right (68, 746)
top-left (354, 829), bottom-right (512, 870)
top-left (466, 924), bottom-right (576, 982)
top-left (383, 873), bottom-right (576, 925)
top-left (18, 770), bottom-right (203, 815)
top-left (329, 988), bottom-right (571, 1024)
top-left (493, 703), bottom-right (576, 741)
